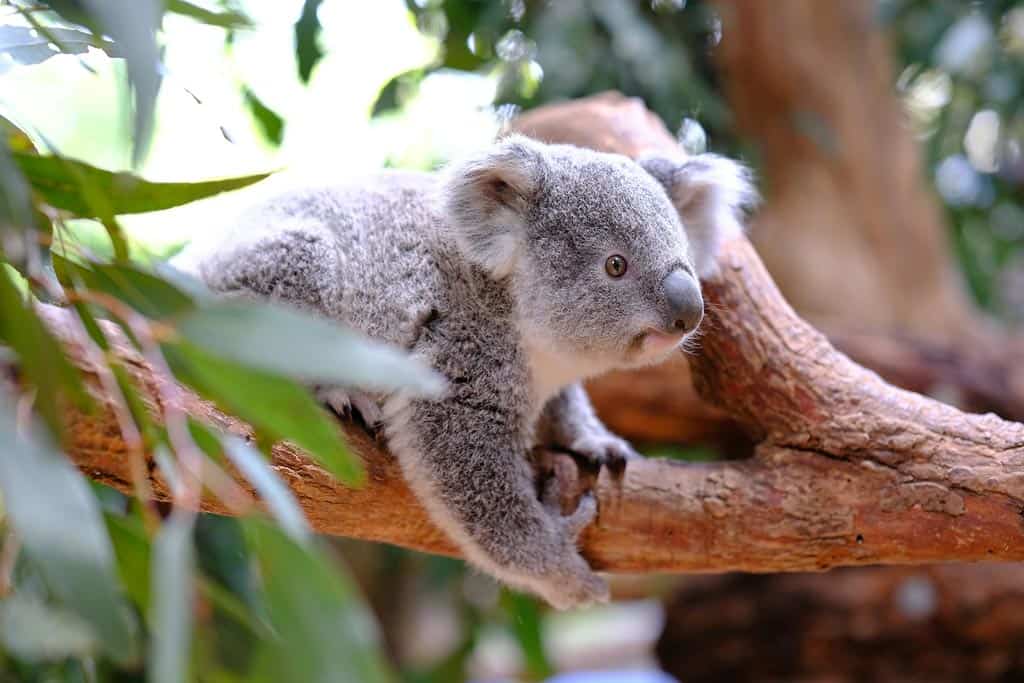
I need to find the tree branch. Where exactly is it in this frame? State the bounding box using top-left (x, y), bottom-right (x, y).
top-left (26, 93), bottom-right (1024, 573)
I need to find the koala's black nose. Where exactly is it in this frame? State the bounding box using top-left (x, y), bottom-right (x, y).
top-left (663, 269), bottom-right (704, 333)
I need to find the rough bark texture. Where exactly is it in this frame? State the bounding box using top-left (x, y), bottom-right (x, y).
top-left (711, 0), bottom-right (1024, 421)
top-left (713, 0), bottom-right (971, 339)
top-left (25, 93), bottom-right (1024, 573)
top-left (657, 565), bottom-right (1024, 682)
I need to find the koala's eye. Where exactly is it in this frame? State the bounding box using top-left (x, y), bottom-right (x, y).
top-left (605, 254), bottom-right (628, 278)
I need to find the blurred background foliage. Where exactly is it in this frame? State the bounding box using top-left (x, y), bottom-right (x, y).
top-left (0, 0), bottom-right (1021, 681)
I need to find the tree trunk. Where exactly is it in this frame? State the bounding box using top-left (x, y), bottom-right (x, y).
top-left (657, 565), bottom-right (1024, 682)
top-left (710, 0), bottom-right (1024, 421)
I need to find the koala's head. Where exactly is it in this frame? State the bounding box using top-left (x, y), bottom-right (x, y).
top-left (444, 135), bottom-right (753, 368)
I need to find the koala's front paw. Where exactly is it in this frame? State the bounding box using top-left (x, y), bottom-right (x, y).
top-left (569, 431), bottom-right (642, 471)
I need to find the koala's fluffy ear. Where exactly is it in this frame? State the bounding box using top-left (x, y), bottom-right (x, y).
top-left (640, 154), bottom-right (756, 278)
top-left (443, 135), bottom-right (546, 278)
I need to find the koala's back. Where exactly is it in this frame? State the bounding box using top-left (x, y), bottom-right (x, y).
top-left (186, 171), bottom-right (449, 350)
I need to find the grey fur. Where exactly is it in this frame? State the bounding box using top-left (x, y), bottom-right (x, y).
top-left (174, 135), bottom-right (752, 609)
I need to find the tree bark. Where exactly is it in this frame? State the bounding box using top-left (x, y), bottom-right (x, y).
top-left (657, 565), bottom-right (1024, 682)
top-left (710, 0), bottom-right (1024, 421)
top-left (22, 93), bottom-right (1024, 574)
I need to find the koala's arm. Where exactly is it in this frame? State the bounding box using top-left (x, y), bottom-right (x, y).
top-left (537, 383), bottom-right (640, 467)
top-left (385, 342), bottom-right (608, 610)
top-left (639, 153), bottom-right (756, 277)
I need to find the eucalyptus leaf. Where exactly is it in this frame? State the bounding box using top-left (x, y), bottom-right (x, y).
top-left (0, 25), bottom-right (116, 74)
top-left (0, 395), bottom-right (140, 666)
top-left (243, 87), bottom-right (284, 146)
top-left (54, 254), bottom-right (196, 320)
top-left (244, 519), bottom-right (393, 683)
top-left (0, 267), bottom-right (90, 436)
top-left (221, 435), bottom-right (310, 542)
top-left (80, 0), bottom-right (164, 166)
top-left (167, 0), bottom-right (252, 28)
top-left (0, 595), bottom-right (99, 661)
top-left (502, 591), bottom-right (554, 680)
top-left (294, 0), bottom-right (324, 83)
top-left (149, 512), bottom-right (195, 683)
top-left (0, 141), bottom-right (32, 230)
top-left (13, 152), bottom-right (271, 217)
top-left (104, 512), bottom-right (152, 613)
top-left (175, 301), bottom-right (445, 397)
top-left (162, 341), bottom-right (363, 485)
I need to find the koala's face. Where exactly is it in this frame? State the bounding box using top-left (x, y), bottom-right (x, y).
top-left (445, 136), bottom-right (750, 369)
top-left (515, 149), bottom-right (704, 367)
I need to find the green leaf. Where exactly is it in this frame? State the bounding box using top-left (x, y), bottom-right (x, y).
top-left (221, 435), bottom-right (310, 542)
top-left (0, 25), bottom-right (116, 74)
top-left (175, 301), bottom-right (445, 396)
top-left (149, 512), bottom-right (194, 683)
top-left (13, 152), bottom-right (271, 217)
top-left (371, 69), bottom-right (425, 117)
top-left (166, 0), bottom-right (252, 28)
top-left (294, 0), bottom-right (324, 83)
top-left (0, 141), bottom-right (32, 230)
top-left (243, 87), bottom-right (284, 146)
top-left (0, 267), bottom-right (90, 436)
top-left (162, 341), bottom-right (363, 485)
top-left (0, 595), bottom-right (99, 661)
top-left (80, 0), bottom-right (164, 166)
top-left (54, 254), bottom-right (196, 319)
top-left (244, 519), bottom-right (393, 683)
top-left (104, 512), bottom-right (152, 612)
top-left (0, 396), bottom-right (140, 666)
top-left (502, 591), bottom-right (554, 680)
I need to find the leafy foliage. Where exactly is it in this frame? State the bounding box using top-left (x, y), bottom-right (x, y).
top-left (0, 2), bottom-right (443, 680)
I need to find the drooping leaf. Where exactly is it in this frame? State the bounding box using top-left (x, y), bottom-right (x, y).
top-left (149, 512), bottom-right (195, 683)
top-left (166, 0), bottom-right (252, 28)
top-left (104, 512), bottom-right (152, 613)
top-left (162, 341), bottom-right (363, 485)
top-left (0, 113), bottom-right (38, 153)
top-left (0, 267), bottom-right (90, 436)
top-left (0, 595), bottom-right (99, 661)
top-left (54, 254), bottom-right (196, 320)
top-left (371, 68), bottom-right (425, 117)
top-left (0, 25), bottom-right (116, 74)
top-left (0, 142), bottom-right (32, 231)
top-left (13, 152), bottom-right (271, 217)
top-left (175, 300), bottom-right (445, 396)
top-left (294, 0), bottom-right (324, 83)
top-left (0, 395), bottom-right (140, 666)
top-left (221, 435), bottom-right (310, 542)
top-left (243, 87), bottom-right (285, 146)
top-left (502, 591), bottom-right (554, 680)
top-left (37, 0), bottom-right (94, 29)
top-left (80, 0), bottom-right (164, 166)
top-left (244, 519), bottom-right (393, 683)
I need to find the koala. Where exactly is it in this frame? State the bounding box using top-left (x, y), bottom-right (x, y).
top-left (174, 135), bottom-right (753, 609)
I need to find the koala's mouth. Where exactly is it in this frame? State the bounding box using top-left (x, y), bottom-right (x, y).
top-left (631, 328), bottom-right (687, 359)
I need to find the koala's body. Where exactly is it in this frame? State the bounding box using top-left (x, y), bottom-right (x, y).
top-left (176, 136), bottom-right (752, 609)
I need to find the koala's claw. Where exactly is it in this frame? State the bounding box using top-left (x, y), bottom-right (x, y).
top-left (316, 386), bottom-right (383, 427)
top-left (569, 432), bottom-right (642, 471)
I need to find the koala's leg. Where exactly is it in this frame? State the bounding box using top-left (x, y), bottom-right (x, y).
top-left (384, 376), bottom-right (608, 610)
top-left (538, 383), bottom-right (641, 469)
